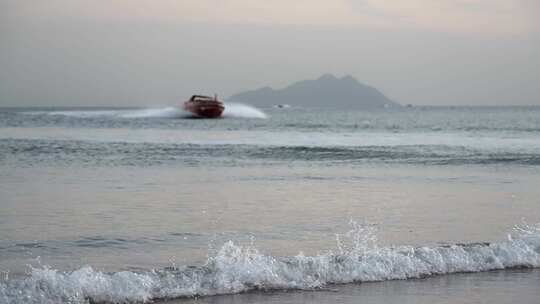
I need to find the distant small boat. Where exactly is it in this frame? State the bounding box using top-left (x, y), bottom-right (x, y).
top-left (183, 95), bottom-right (225, 118)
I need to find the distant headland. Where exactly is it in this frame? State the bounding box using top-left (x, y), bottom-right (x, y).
top-left (227, 74), bottom-right (399, 109)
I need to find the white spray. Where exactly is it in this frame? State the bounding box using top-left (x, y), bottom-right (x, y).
top-left (222, 103), bottom-right (267, 119)
top-left (30, 104), bottom-right (267, 119)
top-left (1, 222), bottom-right (539, 303)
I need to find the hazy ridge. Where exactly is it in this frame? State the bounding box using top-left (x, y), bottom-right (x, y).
top-left (228, 74), bottom-right (399, 109)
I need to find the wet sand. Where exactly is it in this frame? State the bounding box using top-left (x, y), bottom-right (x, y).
top-left (172, 269), bottom-right (540, 304)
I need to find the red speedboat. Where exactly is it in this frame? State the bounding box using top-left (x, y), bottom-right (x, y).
top-left (183, 95), bottom-right (225, 118)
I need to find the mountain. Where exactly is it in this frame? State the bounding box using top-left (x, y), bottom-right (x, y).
top-left (227, 74), bottom-right (399, 108)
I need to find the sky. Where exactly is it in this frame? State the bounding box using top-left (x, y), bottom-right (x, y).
top-left (0, 0), bottom-right (539, 106)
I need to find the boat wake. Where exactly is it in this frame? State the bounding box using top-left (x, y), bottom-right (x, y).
top-left (24, 107), bottom-right (189, 119)
top-left (118, 107), bottom-right (187, 119)
top-left (1, 222), bottom-right (539, 304)
top-left (25, 104), bottom-right (267, 120)
top-left (222, 103), bottom-right (267, 119)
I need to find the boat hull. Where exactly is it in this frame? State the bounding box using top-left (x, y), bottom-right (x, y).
top-left (183, 101), bottom-right (224, 118)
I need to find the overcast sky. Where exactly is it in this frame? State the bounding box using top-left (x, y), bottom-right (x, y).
top-left (1, 0), bottom-right (539, 107)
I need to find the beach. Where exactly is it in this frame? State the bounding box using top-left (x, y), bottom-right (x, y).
top-left (1, 106), bottom-right (540, 303)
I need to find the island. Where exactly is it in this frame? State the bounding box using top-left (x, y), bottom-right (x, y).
top-left (227, 74), bottom-right (399, 109)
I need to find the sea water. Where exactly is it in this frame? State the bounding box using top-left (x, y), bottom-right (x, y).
top-left (1, 105), bottom-right (540, 303)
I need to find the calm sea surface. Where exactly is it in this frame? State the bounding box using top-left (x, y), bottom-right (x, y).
top-left (1, 105), bottom-right (540, 303)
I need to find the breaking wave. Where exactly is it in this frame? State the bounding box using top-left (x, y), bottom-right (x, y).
top-left (1, 222), bottom-right (539, 303)
top-left (3, 139), bottom-right (540, 167)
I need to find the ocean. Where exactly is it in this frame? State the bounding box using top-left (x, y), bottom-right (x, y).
top-left (1, 105), bottom-right (539, 303)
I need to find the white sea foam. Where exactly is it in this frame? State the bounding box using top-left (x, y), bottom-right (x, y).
top-left (1, 222), bottom-right (539, 303)
top-left (25, 104), bottom-right (267, 119)
top-left (222, 103), bottom-right (267, 119)
top-left (118, 107), bottom-right (186, 119)
top-left (42, 110), bottom-right (127, 118)
top-left (2, 127), bottom-right (540, 158)
top-left (32, 107), bottom-right (189, 119)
